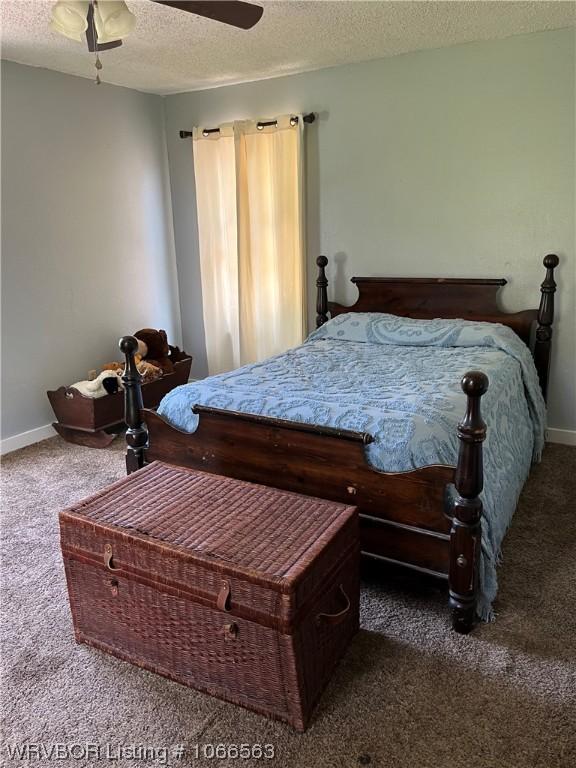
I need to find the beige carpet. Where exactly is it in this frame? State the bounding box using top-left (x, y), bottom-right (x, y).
top-left (1, 437), bottom-right (575, 768)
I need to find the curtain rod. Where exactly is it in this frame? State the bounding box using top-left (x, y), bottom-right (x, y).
top-left (179, 112), bottom-right (316, 139)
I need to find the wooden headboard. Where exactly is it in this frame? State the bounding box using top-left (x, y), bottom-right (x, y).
top-left (314, 254), bottom-right (559, 401)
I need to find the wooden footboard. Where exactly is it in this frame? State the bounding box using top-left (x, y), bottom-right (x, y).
top-left (119, 335), bottom-right (488, 633)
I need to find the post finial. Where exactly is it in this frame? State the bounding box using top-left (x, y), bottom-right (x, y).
top-left (119, 335), bottom-right (139, 357)
top-left (460, 371), bottom-right (489, 399)
top-left (543, 253), bottom-right (559, 270)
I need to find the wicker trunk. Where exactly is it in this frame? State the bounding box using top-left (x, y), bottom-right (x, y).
top-left (60, 461), bottom-right (359, 731)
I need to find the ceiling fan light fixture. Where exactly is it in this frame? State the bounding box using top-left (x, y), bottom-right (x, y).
top-left (93, 0), bottom-right (136, 44)
top-left (50, 0), bottom-right (90, 42)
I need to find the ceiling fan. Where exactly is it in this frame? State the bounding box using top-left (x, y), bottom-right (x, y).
top-left (50, 1), bottom-right (264, 54)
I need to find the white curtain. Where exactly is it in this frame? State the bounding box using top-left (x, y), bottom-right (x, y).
top-left (193, 115), bottom-right (305, 374)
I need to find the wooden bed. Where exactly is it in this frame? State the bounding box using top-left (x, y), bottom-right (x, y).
top-left (119, 254), bottom-right (559, 633)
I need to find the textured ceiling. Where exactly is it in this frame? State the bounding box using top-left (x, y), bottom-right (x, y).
top-left (1, 1), bottom-right (575, 95)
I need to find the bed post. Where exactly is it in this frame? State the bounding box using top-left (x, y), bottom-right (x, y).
top-left (316, 255), bottom-right (329, 327)
top-left (449, 370), bottom-right (488, 634)
top-left (534, 254), bottom-right (559, 401)
top-left (119, 335), bottom-right (148, 475)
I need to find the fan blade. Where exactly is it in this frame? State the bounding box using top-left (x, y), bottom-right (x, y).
top-left (151, 1), bottom-right (263, 30)
top-left (86, 4), bottom-right (123, 52)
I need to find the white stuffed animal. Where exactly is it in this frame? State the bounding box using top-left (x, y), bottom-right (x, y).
top-left (70, 370), bottom-right (124, 399)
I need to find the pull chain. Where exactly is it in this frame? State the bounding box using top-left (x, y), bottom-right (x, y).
top-left (95, 53), bottom-right (102, 85)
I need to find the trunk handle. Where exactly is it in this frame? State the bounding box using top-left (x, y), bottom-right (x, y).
top-left (316, 584), bottom-right (351, 626)
top-left (104, 543), bottom-right (120, 572)
top-left (217, 579), bottom-right (232, 611)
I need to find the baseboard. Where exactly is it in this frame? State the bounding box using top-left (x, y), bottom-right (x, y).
top-left (546, 428), bottom-right (576, 447)
top-left (0, 424), bottom-right (56, 455)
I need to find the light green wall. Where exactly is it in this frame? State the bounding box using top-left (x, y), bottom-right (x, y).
top-left (164, 28), bottom-right (575, 431)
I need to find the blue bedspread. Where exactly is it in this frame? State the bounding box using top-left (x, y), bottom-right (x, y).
top-left (158, 313), bottom-right (546, 620)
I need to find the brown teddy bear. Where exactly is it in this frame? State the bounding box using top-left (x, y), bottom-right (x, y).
top-left (134, 328), bottom-right (174, 374)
